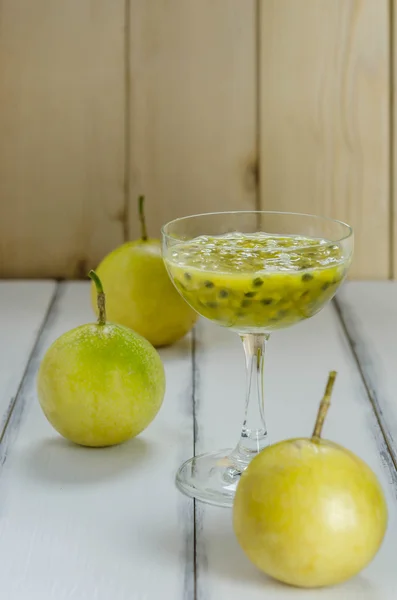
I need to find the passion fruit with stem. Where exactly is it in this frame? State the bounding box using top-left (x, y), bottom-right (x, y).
top-left (233, 372), bottom-right (388, 588)
top-left (37, 270), bottom-right (166, 447)
top-left (91, 196), bottom-right (198, 347)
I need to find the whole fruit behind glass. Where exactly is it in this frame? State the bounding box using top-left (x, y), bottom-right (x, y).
top-left (91, 197), bottom-right (198, 347)
top-left (233, 372), bottom-right (388, 589)
top-left (37, 271), bottom-right (166, 447)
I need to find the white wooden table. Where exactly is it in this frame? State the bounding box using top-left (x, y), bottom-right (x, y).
top-left (0, 281), bottom-right (396, 600)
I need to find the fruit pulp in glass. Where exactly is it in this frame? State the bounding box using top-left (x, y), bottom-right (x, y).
top-left (165, 232), bottom-right (349, 331)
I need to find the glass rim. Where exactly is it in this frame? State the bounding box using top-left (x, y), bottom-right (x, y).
top-left (161, 210), bottom-right (354, 245)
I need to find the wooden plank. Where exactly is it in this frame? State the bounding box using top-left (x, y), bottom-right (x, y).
top-left (0, 1), bottom-right (125, 278)
top-left (393, 1), bottom-right (397, 279)
top-left (0, 281), bottom-right (56, 434)
top-left (0, 282), bottom-right (194, 599)
top-left (128, 0), bottom-right (257, 239)
top-left (258, 0), bottom-right (390, 280)
top-left (336, 282), bottom-right (397, 465)
top-left (194, 309), bottom-right (397, 598)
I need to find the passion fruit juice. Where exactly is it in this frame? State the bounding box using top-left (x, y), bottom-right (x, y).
top-left (165, 232), bottom-right (349, 331)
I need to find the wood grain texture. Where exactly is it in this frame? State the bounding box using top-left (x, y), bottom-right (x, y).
top-left (0, 282), bottom-right (55, 436)
top-left (194, 310), bottom-right (397, 598)
top-left (1, 283), bottom-right (397, 596)
top-left (0, 0), bottom-right (125, 278)
top-left (258, 0), bottom-right (390, 280)
top-left (0, 283), bottom-right (194, 599)
top-left (394, 0), bottom-right (397, 279)
top-left (128, 0), bottom-right (257, 239)
top-left (336, 282), bottom-right (397, 466)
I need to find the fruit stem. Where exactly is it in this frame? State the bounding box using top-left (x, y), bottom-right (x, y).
top-left (88, 270), bottom-right (106, 326)
top-left (138, 195), bottom-right (148, 242)
top-left (312, 371), bottom-right (337, 440)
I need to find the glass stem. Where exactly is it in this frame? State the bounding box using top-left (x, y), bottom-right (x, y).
top-left (230, 333), bottom-right (269, 471)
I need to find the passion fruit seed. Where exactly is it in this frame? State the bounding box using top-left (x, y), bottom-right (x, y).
top-left (302, 273), bottom-right (314, 282)
top-left (241, 299), bottom-right (252, 308)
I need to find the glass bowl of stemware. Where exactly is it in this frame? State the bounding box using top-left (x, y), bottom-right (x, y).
top-left (161, 211), bottom-right (354, 508)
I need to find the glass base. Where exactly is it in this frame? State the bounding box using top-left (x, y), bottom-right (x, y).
top-left (175, 448), bottom-right (247, 508)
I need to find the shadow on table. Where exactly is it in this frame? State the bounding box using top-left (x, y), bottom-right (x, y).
top-left (20, 435), bottom-right (154, 485)
top-left (148, 505), bottom-right (378, 599)
top-left (206, 526), bottom-right (377, 598)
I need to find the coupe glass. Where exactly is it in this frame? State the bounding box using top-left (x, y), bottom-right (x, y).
top-left (162, 211), bottom-right (353, 507)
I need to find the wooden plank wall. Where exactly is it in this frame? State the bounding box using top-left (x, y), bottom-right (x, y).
top-left (0, 0), bottom-right (393, 279)
top-left (127, 1), bottom-right (257, 239)
top-left (0, 0), bottom-right (126, 279)
top-left (259, 0), bottom-right (390, 280)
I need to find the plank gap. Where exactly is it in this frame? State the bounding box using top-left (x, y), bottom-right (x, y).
top-left (192, 307), bottom-right (397, 597)
top-left (0, 282), bottom-right (196, 597)
top-left (334, 296), bottom-right (397, 473)
top-left (390, 0), bottom-right (395, 279)
top-left (254, 0), bottom-right (262, 213)
top-left (123, 0), bottom-right (131, 242)
top-left (0, 282), bottom-right (59, 459)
